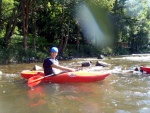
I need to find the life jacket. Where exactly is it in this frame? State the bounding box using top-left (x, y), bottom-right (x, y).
top-left (43, 58), bottom-right (60, 75)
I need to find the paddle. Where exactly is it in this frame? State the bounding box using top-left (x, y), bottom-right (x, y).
top-left (28, 71), bottom-right (69, 87)
top-left (28, 74), bottom-right (53, 87)
top-left (28, 70), bottom-right (78, 87)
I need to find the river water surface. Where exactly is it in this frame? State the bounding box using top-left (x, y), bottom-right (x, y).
top-left (0, 55), bottom-right (150, 113)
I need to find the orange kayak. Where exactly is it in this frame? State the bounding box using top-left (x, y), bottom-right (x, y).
top-left (21, 71), bottom-right (110, 83)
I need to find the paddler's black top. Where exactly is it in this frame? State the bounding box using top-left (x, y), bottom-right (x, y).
top-left (43, 58), bottom-right (59, 76)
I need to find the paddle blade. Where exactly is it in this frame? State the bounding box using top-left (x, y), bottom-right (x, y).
top-left (28, 75), bottom-right (44, 87)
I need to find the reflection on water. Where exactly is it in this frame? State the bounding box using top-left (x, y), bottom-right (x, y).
top-left (0, 55), bottom-right (150, 113)
top-left (28, 86), bottom-right (46, 107)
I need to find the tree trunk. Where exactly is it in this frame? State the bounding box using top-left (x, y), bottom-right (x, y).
top-left (61, 20), bottom-right (70, 54)
top-left (21, 0), bottom-right (30, 49)
top-left (0, 0), bottom-right (2, 30)
top-left (32, 11), bottom-right (37, 52)
top-left (59, 4), bottom-right (65, 54)
top-left (4, 8), bottom-right (17, 43)
top-left (33, 24), bottom-right (37, 52)
top-left (59, 34), bottom-right (64, 53)
top-left (76, 24), bottom-right (80, 51)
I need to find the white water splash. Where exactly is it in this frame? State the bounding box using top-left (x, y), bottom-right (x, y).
top-left (0, 71), bottom-right (2, 75)
top-left (116, 54), bottom-right (150, 62)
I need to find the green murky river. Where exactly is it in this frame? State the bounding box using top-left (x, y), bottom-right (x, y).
top-left (0, 55), bottom-right (150, 113)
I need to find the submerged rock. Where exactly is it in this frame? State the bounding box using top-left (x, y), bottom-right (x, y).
top-left (81, 61), bottom-right (92, 67)
top-left (97, 54), bottom-right (104, 59)
top-left (95, 61), bottom-right (111, 67)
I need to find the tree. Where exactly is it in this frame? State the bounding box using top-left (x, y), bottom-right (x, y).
top-left (57, 0), bottom-right (77, 55)
top-left (111, 0), bottom-right (150, 54)
top-left (0, 0), bottom-right (20, 47)
top-left (21, 0), bottom-right (30, 49)
top-left (4, 6), bottom-right (19, 45)
top-left (0, 0), bottom-right (2, 30)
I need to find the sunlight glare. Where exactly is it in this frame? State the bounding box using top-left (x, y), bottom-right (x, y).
top-left (75, 3), bottom-right (113, 48)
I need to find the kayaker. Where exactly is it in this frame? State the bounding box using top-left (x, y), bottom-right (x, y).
top-left (43, 47), bottom-right (75, 76)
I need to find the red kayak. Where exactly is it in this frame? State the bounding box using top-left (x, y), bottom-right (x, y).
top-left (21, 71), bottom-right (44, 79)
top-left (140, 66), bottom-right (150, 74)
top-left (21, 71), bottom-right (110, 83)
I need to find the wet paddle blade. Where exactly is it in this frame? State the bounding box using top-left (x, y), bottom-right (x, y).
top-left (28, 75), bottom-right (44, 87)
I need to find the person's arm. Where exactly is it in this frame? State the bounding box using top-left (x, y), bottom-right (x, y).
top-left (51, 64), bottom-right (76, 72)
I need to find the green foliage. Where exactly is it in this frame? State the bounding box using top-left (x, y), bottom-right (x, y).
top-left (101, 47), bottom-right (113, 55)
top-left (78, 44), bottom-right (101, 57)
top-left (2, 0), bottom-right (15, 15)
top-left (1, 0), bottom-right (15, 28)
top-left (0, 0), bottom-right (150, 63)
top-left (111, 0), bottom-right (150, 54)
top-left (0, 29), bottom-right (5, 38)
top-left (10, 32), bottom-right (50, 49)
top-left (0, 45), bottom-right (48, 64)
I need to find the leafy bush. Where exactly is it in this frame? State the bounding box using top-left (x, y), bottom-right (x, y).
top-left (0, 45), bottom-right (48, 64)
